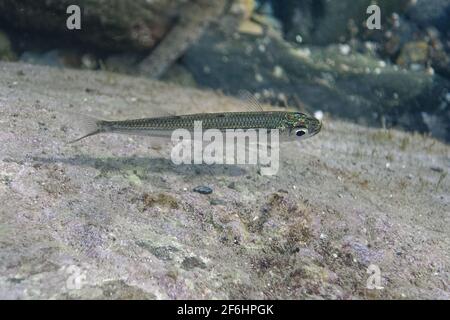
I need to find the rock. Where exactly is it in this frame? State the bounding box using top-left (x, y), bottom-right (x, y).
top-left (20, 50), bottom-right (82, 68)
top-left (161, 63), bottom-right (198, 88)
top-left (80, 54), bottom-right (98, 70)
top-left (99, 280), bottom-right (156, 299)
top-left (182, 28), bottom-right (450, 141)
top-left (0, 62), bottom-right (449, 299)
top-left (104, 53), bottom-right (143, 75)
top-left (141, 193), bottom-right (179, 211)
top-left (193, 186), bottom-right (213, 195)
top-left (405, 0), bottom-right (450, 35)
top-left (0, 0), bottom-right (179, 52)
top-left (0, 29), bottom-right (15, 61)
top-left (396, 41), bottom-right (429, 67)
top-left (0, 1), bottom-right (251, 79)
top-left (210, 198), bottom-right (226, 206)
top-left (268, 0), bottom-right (411, 45)
top-left (137, 0), bottom-right (228, 78)
top-left (181, 256), bottom-right (207, 270)
top-left (426, 29), bottom-right (450, 79)
top-left (367, 12), bottom-right (450, 79)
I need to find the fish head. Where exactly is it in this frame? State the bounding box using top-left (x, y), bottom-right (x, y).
top-left (283, 112), bottom-right (322, 140)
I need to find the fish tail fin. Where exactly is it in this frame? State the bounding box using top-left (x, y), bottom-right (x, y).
top-left (68, 113), bottom-right (105, 144)
top-left (54, 110), bottom-right (106, 144)
top-left (68, 126), bottom-right (101, 143)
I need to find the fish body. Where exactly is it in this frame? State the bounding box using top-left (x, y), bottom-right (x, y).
top-left (71, 111), bottom-right (321, 143)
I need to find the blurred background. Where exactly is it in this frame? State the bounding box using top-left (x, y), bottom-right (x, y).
top-left (0, 0), bottom-right (449, 141)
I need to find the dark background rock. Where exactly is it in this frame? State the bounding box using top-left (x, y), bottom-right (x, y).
top-left (0, 29), bottom-right (15, 60)
top-left (263, 0), bottom-right (412, 45)
top-left (405, 0), bottom-right (450, 34)
top-left (182, 28), bottom-right (450, 141)
top-left (137, 0), bottom-right (228, 78)
top-left (257, 0), bottom-right (450, 80)
top-left (0, 0), bottom-right (180, 52)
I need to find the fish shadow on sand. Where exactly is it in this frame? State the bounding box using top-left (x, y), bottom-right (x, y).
top-left (32, 155), bottom-right (248, 177)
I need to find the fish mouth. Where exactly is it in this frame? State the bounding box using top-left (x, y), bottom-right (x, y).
top-left (309, 119), bottom-right (322, 137)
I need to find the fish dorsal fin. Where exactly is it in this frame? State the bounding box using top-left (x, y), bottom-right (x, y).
top-left (113, 105), bottom-right (176, 119)
top-left (237, 90), bottom-right (265, 112)
top-left (146, 108), bottom-right (176, 118)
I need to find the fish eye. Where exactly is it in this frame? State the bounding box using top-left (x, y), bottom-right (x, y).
top-left (295, 129), bottom-right (307, 137)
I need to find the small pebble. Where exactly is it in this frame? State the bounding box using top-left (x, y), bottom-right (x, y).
top-left (314, 110), bottom-right (324, 121)
top-left (210, 199), bottom-right (225, 206)
top-left (338, 44), bottom-right (351, 55)
top-left (273, 65), bottom-right (283, 78)
top-left (193, 186), bottom-right (213, 195)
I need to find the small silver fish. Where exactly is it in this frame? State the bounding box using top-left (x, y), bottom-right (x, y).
top-left (70, 111), bottom-right (322, 143)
